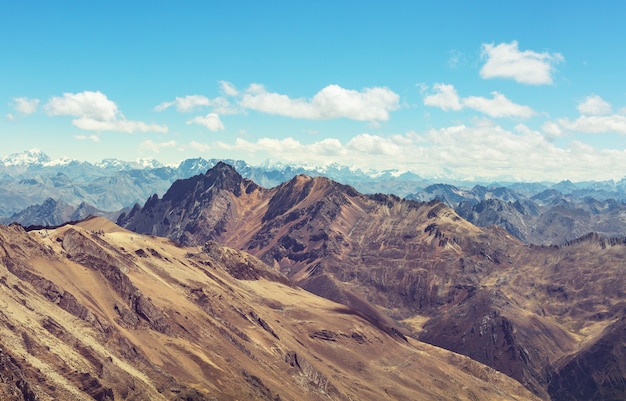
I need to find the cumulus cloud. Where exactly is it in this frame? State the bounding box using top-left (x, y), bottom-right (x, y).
top-left (577, 95), bottom-right (612, 116)
top-left (541, 121), bottom-right (563, 139)
top-left (12, 97), bottom-right (39, 115)
top-left (240, 84), bottom-right (399, 122)
top-left (558, 115), bottom-right (626, 134)
top-left (423, 84), bottom-right (534, 118)
top-left (44, 91), bottom-right (167, 133)
top-left (462, 92), bottom-right (535, 118)
top-left (423, 83), bottom-right (462, 111)
top-left (220, 81), bottom-right (239, 96)
top-left (480, 41), bottom-right (564, 85)
top-left (45, 91), bottom-right (121, 121)
top-left (550, 95), bottom-right (626, 135)
top-left (187, 113), bottom-right (225, 131)
top-left (346, 133), bottom-right (403, 155)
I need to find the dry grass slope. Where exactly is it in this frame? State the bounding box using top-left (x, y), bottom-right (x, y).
top-left (0, 217), bottom-right (539, 400)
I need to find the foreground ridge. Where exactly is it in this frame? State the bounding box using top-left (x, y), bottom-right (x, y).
top-left (0, 217), bottom-right (538, 400)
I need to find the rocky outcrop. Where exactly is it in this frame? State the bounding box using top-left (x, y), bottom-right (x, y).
top-left (0, 347), bottom-right (37, 401)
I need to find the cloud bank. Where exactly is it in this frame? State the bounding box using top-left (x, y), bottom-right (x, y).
top-left (214, 124), bottom-right (626, 182)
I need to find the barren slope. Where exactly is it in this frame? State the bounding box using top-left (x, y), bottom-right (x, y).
top-left (0, 217), bottom-right (538, 400)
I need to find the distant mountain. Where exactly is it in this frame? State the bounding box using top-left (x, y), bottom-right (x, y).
top-left (5, 149), bottom-right (626, 246)
top-left (0, 197), bottom-right (126, 227)
top-left (0, 150), bottom-right (431, 218)
top-left (120, 162), bottom-right (626, 399)
top-left (1, 148), bottom-right (52, 166)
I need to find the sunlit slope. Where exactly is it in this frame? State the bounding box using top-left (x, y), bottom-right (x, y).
top-left (0, 217), bottom-right (538, 400)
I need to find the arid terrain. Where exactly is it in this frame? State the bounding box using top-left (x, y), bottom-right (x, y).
top-left (120, 163), bottom-right (626, 400)
top-left (0, 216), bottom-right (538, 400)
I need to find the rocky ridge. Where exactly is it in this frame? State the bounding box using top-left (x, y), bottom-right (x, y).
top-left (120, 163), bottom-right (626, 400)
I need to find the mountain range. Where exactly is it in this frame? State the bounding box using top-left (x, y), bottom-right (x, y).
top-left (1, 156), bottom-right (625, 399)
top-left (117, 162), bottom-right (626, 400)
top-left (3, 150), bottom-right (626, 246)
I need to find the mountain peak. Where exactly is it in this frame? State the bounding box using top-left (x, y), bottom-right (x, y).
top-left (206, 160), bottom-right (239, 175)
top-left (2, 148), bottom-right (51, 167)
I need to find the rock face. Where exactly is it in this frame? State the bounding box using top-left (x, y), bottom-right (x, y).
top-left (0, 217), bottom-right (538, 400)
top-left (121, 163), bottom-right (626, 400)
top-left (548, 316), bottom-right (626, 401)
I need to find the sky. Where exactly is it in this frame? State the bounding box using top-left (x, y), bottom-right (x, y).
top-left (3, 1), bottom-right (626, 182)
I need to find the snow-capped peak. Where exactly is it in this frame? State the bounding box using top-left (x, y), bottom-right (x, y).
top-left (2, 148), bottom-right (51, 167)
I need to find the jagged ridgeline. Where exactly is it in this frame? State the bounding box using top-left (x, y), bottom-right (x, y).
top-left (6, 150), bottom-right (626, 247)
top-left (120, 162), bottom-right (626, 400)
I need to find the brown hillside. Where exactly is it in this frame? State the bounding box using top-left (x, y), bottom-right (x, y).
top-left (0, 218), bottom-right (538, 400)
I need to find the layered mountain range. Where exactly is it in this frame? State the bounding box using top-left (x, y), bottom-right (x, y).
top-left (118, 163), bottom-right (626, 400)
top-left (4, 150), bottom-right (626, 247)
top-left (0, 216), bottom-right (538, 400)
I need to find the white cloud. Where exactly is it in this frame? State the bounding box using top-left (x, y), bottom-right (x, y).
top-left (423, 84), bottom-right (534, 118)
top-left (541, 121), bottom-right (563, 139)
top-left (216, 124), bottom-right (626, 181)
top-left (45, 90), bottom-right (167, 133)
top-left (577, 95), bottom-right (612, 116)
top-left (462, 92), bottom-right (535, 118)
top-left (74, 134), bottom-right (100, 142)
top-left (187, 113), bottom-right (225, 131)
top-left (72, 118), bottom-right (168, 133)
top-left (155, 94), bottom-right (238, 115)
top-left (558, 115), bottom-right (626, 134)
top-left (155, 95), bottom-right (213, 112)
top-left (423, 83), bottom-right (462, 111)
top-left (346, 133), bottom-right (403, 155)
top-left (240, 84), bottom-right (399, 122)
top-left (6, 113), bottom-right (15, 121)
top-left (13, 97), bottom-right (39, 114)
top-left (480, 41), bottom-right (564, 85)
top-left (45, 91), bottom-right (120, 121)
top-left (139, 139), bottom-right (177, 153)
top-left (220, 81), bottom-right (239, 96)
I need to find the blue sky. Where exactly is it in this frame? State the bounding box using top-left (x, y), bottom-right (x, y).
top-left (3, 1), bottom-right (626, 182)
